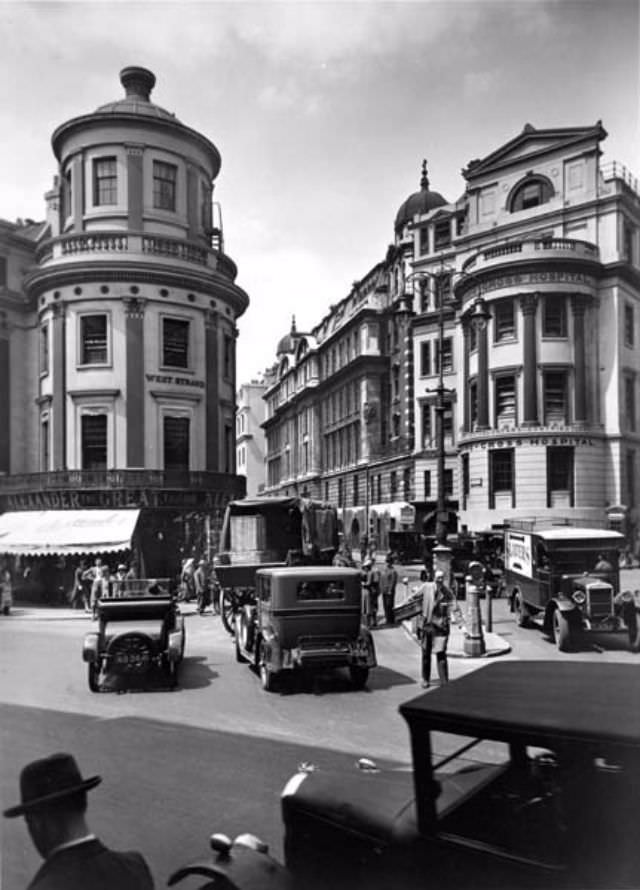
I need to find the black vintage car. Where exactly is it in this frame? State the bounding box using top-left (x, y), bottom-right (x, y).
top-left (281, 661), bottom-right (639, 889)
top-left (82, 586), bottom-right (185, 692)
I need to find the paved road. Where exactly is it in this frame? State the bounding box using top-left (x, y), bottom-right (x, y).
top-left (1, 593), bottom-right (637, 889)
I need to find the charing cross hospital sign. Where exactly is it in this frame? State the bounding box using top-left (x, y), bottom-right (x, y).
top-left (468, 270), bottom-right (596, 296)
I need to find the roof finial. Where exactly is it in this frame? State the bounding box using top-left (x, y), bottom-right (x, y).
top-left (291, 314), bottom-right (297, 334)
top-left (420, 159), bottom-right (429, 191)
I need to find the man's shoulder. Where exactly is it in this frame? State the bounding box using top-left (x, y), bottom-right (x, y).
top-left (29, 842), bottom-right (154, 890)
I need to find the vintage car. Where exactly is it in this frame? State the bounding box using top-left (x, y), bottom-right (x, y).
top-left (281, 661), bottom-right (639, 889)
top-left (234, 566), bottom-right (376, 692)
top-left (82, 586), bottom-right (185, 692)
top-left (215, 496), bottom-right (339, 634)
top-left (505, 519), bottom-right (625, 650)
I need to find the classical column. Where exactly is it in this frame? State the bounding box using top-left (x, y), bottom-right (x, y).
top-left (572, 294), bottom-right (588, 424)
top-left (521, 293), bottom-right (539, 426)
top-left (205, 310), bottom-right (219, 471)
top-left (71, 155), bottom-right (84, 231)
top-left (51, 302), bottom-right (66, 470)
top-left (0, 312), bottom-right (9, 472)
top-left (476, 318), bottom-right (489, 430)
top-left (125, 298), bottom-right (146, 467)
top-left (462, 321), bottom-right (470, 432)
top-left (126, 145), bottom-right (144, 230)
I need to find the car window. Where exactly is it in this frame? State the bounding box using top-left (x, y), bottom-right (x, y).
top-left (296, 580), bottom-right (345, 600)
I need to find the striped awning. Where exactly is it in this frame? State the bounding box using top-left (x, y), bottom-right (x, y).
top-left (0, 509), bottom-right (140, 556)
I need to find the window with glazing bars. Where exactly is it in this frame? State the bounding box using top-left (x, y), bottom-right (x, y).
top-left (444, 468), bottom-right (454, 496)
top-left (543, 297), bottom-right (567, 337)
top-left (434, 338), bottom-right (453, 373)
top-left (40, 324), bottom-right (49, 374)
top-left (164, 416), bottom-right (190, 471)
top-left (494, 299), bottom-right (515, 342)
top-left (434, 221), bottom-right (451, 250)
top-left (421, 404), bottom-right (432, 449)
top-left (547, 446), bottom-right (574, 506)
top-left (93, 157), bottom-right (117, 205)
top-left (153, 161), bottom-right (177, 211)
top-left (495, 375), bottom-right (516, 426)
top-left (625, 304), bottom-right (635, 347)
top-left (543, 371), bottom-right (567, 424)
top-left (163, 318), bottom-right (189, 368)
top-left (81, 414), bottom-right (107, 470)
top-left (489, 449), bottom-right (514, 505)
top-left (80, 315), bottom-right (108, 365)
top-left (423, 470), bottom-right (431, 498)
top-left (625, 376), bottom-right (636, 431)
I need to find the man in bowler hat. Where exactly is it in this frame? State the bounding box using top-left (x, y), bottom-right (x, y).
top-left (4, 752), bottom-right (154, 890)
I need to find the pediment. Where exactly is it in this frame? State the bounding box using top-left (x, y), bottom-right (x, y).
top-left (463, 122), bottom-right (606, 181)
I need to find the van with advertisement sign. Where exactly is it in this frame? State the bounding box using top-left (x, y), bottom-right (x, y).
top-left (505, 519), bottom-right (625, 651)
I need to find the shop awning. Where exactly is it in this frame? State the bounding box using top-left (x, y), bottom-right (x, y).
top-left (0, 509), bottom-right (140, 556)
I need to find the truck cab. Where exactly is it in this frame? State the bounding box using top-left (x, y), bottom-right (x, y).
top-left (505, 519), bottom-right (625, 651)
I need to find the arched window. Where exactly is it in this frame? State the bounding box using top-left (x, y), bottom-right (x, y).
top-left (509, 176), bottom-right (553, 212)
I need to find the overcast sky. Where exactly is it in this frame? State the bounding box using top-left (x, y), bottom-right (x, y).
top-left (1, 0), bottom-right (638, 383)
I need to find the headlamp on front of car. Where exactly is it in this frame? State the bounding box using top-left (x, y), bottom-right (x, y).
top-left (572, 590), bottom-right (586, 605)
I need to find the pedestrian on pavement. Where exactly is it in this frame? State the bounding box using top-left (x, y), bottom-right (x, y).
top-left (71, 561), bottom-right (89, 611)
top-left (380, 554), bottom-right (399, 626)
top-left (194, 559), bottom-right (208, 614)
top-left (614, 589), bottom-right (640, 651)
top-left (83, 558), bottom-right (107, 620)
top-left (361, 558), bottom-right (380, 628)
top-left (420, 569), bottom-right (464, 688)
top-left (111, 564), bottom-right (128, 598)
top-left (3, 752), bottom-right (154, 890)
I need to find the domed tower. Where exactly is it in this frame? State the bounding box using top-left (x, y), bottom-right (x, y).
top-left (20, 66), bottom-right (249, 571)
top-left (394, 160), bottom-right (447, 239)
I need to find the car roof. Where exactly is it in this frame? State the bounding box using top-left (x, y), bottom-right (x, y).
top-left (507, 528), bottom-right (625, 542)
top-left (256, 566), bottom-right (361, 579)
top-left (400, 662), bottom-right (640, 751)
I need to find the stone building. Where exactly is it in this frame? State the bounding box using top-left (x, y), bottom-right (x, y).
top-left (263, 122), bottom-right (640, 553)
top-left (0, 66), bottom-right (248, 596)
top-left (236, 380), bottom-right (267, 496)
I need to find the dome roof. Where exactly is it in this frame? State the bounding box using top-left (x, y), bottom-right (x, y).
top-left (277, 316), bottom-right (306, 356)
top-left (395, 160), bottom-right (447, 233)
top-left (94, 66), bottom-right (179, 121)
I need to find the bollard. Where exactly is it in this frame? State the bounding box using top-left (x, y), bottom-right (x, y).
top-left (463, 562), bottom-right (486, 657)
top-left (485, 584), bottom-right (493, 633)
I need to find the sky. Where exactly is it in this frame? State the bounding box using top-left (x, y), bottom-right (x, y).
top-left (1, 0), bottom-right (639, 384)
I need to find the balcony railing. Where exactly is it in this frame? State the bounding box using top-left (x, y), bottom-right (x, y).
top-left (35, 230), bottom-right (220, 269)
top-left (0, 469), bottom-right (238, 494)
top-left (462, 237), bottom-right (599, 274)
top-left (600, 161), bottom-right (640, 198)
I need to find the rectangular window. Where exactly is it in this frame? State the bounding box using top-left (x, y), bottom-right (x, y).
top-left (419, 279), bottom-right (430, 313)
top-left (81, 414), bottom-right (107, 470)
top-left (547, 446), bottom-right (574, 507)
top-left (421, 404), bottom-right (432, 449)
top-left (444, 468), bottom-right (453, 497)
top-left (353, 474), bottom-right (359, 505)
top-left (164, 416), bottom-right (190, 471)
top-left (543, 371), bottom-right (567, 424)
top-left (461, 453), bottom-right (469, 508)
top-left (403, 467), bottom-right (411, 501)
top-left (434, 273), bottom-right (451, 308)
top-left (80, 314), bottom-right (108, 365)
top-left (162, 318), bottom-right (189, 368)
top-left (623, 223), bottom-right (634, 264)
top-left (64, 168), bottom-right (72, 219)
top-left (625, 376), bottom-right (636, 432)
top-left (543, 297), bottom-right (567, 338)
top-left (0, 256), bottom-right (6, 286)
top-left (41, 419), bottom-right (49, 471)
top-left (419, 227), bottom-right (429, 254)
top-left (223, 335), bottom-right (233, 380)
top-left (489, 448), bottom-right (514, 508)
top-left (627, 450), bottom-right (636, 508)
top-left (494, 299), bottom-right (515, 342)
top-left (324, 481), bottom-right (329, 501)
top-left (625, 304), bottom-right (635, 347)
top-left (93, 157), bottom-right (117, 206)
top-left (469, 323), bottom-right (477, 352)
top-left (40, 324), bottom-right (49, 375)
top-left (495, 375), bottom-right (516, 427)
top-left (434, 220), bottom-right (451, 250)
top-left (153, 160), bottom-right (177, 211)
top-left (469, 380), bottom-right (478, 429)
top-left (434, 338), bottom-right (453, 374)
top-left (390, 471), bottom-right (398, 497)
top-left (424, 470), bottom-right (431, 499)
top-left (338, 478), bottom-right (344, 507)
top-left (443, 400), bottom-right (453, 440)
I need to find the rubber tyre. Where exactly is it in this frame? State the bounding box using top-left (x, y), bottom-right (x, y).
top-left (88, 663), bottom-right (100, 693)
top-left (258, 642), bottom-right (277, 692)
top-left (553, 609), bottom-right (572, 652)
top-left (2, 605), bottom-right (9, 616)
top-left (235, 628), bottom-right (247, 663)
top-left (349, 666), bottom-right (369, 690)
top-left (221, 591), bottom-right (235, 635)
top-left (514, 592), bottom-right (530, 628)
top-left (166, 659), bottom-right (179, 689)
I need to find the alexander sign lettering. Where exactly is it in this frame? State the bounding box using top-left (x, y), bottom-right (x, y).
top-left (1, 488), bottom-right (229, 512)
top-left (146, 374), bottom-right (205, 388)
top-left (468, 270), bottom-right (595, 296)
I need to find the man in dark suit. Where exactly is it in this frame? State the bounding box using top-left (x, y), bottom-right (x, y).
top-left (3, 752), bottom-right (154, 890)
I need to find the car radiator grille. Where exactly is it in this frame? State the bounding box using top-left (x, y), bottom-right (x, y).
top-left (588, 587), bottom-right (613, 619)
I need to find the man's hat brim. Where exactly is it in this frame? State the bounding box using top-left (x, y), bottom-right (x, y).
top-left (3, 775), bottom-right (101, 818)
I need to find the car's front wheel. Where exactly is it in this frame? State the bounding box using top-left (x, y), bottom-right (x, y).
top-left (220, 590), bottom-right (235, 635)
top-left (165, 659), bottom-right (179, 689)
top-left (88, 662), bottom-right (100, 692)
top-left (553, 608), bottom-right (572, 652)
top-left (349, 666), bottom-right (369, 689)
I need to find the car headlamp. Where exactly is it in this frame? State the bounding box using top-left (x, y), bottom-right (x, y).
top-left (572, 590), bottom-right (586, 605)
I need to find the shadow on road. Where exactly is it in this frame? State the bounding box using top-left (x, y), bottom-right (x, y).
top-left (178, 655), bottom-right (219, 689)
top-left (91, 656), bottom-right (218, 694)
top-left (274, 664), bottom-right (416, 697)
